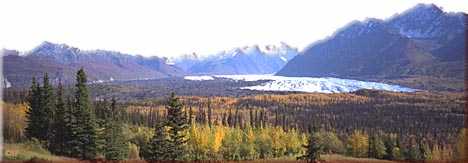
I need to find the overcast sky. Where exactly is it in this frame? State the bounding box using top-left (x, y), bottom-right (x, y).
top-left (1, 0), bottom-right (467, 57)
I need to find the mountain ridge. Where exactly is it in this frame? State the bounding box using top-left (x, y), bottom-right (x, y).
top-left (173, 43), bottom-right (298, 75)
top-left (2, 41), bottom-right (184, 88)
top-left (277, 3), bottom-right (466, 91)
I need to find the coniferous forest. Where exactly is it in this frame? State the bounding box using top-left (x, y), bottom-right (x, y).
top-left (2, 69), bottom-right (466, 161)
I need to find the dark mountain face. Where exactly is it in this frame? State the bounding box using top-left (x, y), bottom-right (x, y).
top-left (388, 4), bottom-right (464, 42)
top-left (277, 4), bottom-right (466, 91)
top-left (2, 42), bottom-right (184, 88)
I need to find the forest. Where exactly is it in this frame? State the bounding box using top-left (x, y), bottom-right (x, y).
top-left (2, 69), bottom-right (466, 161)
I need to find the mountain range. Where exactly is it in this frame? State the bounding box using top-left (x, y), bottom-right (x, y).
top-left (277, 4), bottom-right (466, 91)
top-left (2, 42), bottom-right (297, 88)
top-left (2, 42), bottom-right (184, 87)
top-left (172, 42), bottom-right (297, 75)
top-left (2, 3), bottom-right (465, 91)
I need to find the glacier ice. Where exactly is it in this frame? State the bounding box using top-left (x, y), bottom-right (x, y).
top-left (184, 74), bottom-right (417, 93)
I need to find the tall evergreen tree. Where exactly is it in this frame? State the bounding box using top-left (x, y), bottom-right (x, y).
top-left (25, 73), bottom-right (55, 142)
top-left (110, 98), bottom-right (118, 119)
top-left (298, 131), bottom-right (323, 162)
top-left (63, 95), bottom-right (76, 157)
top-left (94, 99), bottom-right (108, 156)
top-left (101, 98), bottom-right (129, 160)
top-left (189, 106), bottom-right (194, 124)
top-left (49, 81), bottom-right (71, 155)
top-left (25, 77), bottom-right (45, 140)
top-left (41, 73), bottom-right (56, 139)
top-left (70, 68), bottom-right (99, 159)
top-left (146, 122), bottom-right (170, 160)
top-left (166, 92), bottom-right (189, 160)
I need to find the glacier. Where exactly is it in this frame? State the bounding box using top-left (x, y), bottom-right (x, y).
top-left (183, 76), bottom-right (215, 81)
top-left (184, 74), bottom-right (417, 93)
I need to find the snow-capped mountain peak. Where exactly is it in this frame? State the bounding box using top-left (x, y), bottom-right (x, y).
top-left (30, 41), bottom-right (80, 57)
top-left (173, 43), bottom-right (299, 75)
top-left (387, 3), bottom-right (463, 40)
top-left (173, 52), bottom-right (201, 61)
top-left (259, 42), bottom-right (297, 55)
top-left (241, 45), bottom-right (262, 55)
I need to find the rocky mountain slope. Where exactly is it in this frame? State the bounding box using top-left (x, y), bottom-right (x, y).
top-left (277, 4), bottom-right (466, 91)
top-left (2, 42), bottom-right (183, 87)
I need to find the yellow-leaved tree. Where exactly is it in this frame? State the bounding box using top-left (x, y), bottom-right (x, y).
top-left (240, 125), bottom-right (256, 159)
top-left (270, 127), bottom-right (287, 157)
top-left (209, 125), bottom-right (226, 158)
top-left (2, 102), bottom-right (28, 142)
top-left (346, 130), bottom-right (369, 158)
top-left (187, 124), bottom-right (211, 160)
top-left (455, 128), bottom-right (466, 160)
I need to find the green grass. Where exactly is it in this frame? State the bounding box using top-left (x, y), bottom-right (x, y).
top-left (2, 142), bottom-right (71, 161)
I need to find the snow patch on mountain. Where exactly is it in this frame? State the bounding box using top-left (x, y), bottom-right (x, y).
top-left (184, 74), bottom-right (417, 93)
top-left (3, 77), bottom-right (12, 88)
top-left (173, 43), bottom-right (298, 75)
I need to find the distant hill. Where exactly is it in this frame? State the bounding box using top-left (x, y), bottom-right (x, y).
top-left (2, 41), bottom-right (184, 88)
top-left (277, 4), bottom-right (466, 91)
top-left (172, 42), bottom-right (298, 75)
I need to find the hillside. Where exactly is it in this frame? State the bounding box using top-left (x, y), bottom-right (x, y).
top-left (2, 41), bottom-right (184, 87)
top-left (277, 4), bottom-right (466, 91)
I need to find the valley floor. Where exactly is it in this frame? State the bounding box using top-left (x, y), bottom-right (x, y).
top-left (2, 143), bottom-right (394, 162)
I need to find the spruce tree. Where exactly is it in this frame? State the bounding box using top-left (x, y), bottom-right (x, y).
top-left (110, 98), bottom-right (118, 119)
top-left (103, 123), bottom-right (128, 160)
top-left (298, 131), bottom-right (323, 162)
top-left (165, 92), bottom-right (189, 160)
top-left (25, 77), bottom-right (45, 140)
top-left (41, 73), bottom-right (56, 140)
top-left (64, 96), bottom-right (76, 156)
top-left (102, 98), bottom-right (128, 160)
top-left (383, 137), bottom-right (395, 160)
top-left (146, 122), bottom-right (170, 160)
top-left (25, 73), bottom-right (55, 142)
top-left (70, 68), bottom-right (99, 159)
top-left (94, 99), bottom-right (108, 155)
top-left (49, 81), bottom-right (71, 155)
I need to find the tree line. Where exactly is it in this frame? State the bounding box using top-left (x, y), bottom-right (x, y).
top-left (21, 69), bottom-right (191, 160)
